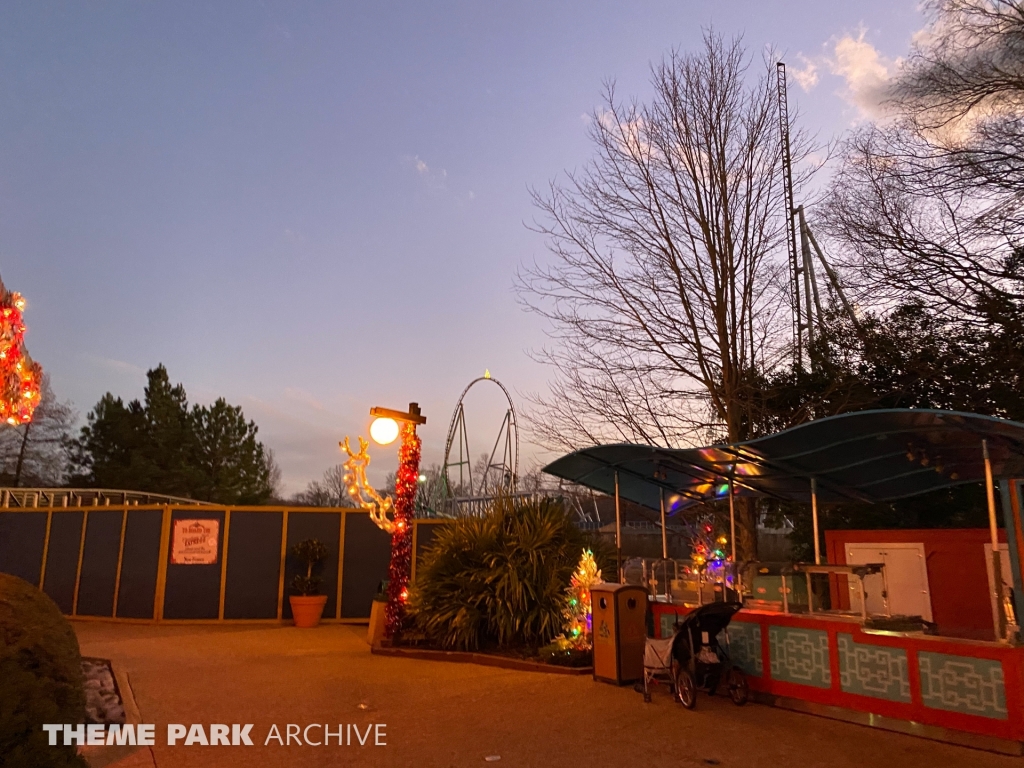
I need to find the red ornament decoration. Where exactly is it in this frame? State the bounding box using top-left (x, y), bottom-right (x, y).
top-left (0, 283), bottom-right (42, 425)
top-left (385, 420), bottom-right (421, 638)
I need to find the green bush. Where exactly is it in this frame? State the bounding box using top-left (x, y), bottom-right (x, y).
top-left (408, 496), bottom-right (606, 651)
top-left (0, 574), bottom-right (88, 768)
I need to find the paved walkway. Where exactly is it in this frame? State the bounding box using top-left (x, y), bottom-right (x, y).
top-left (74, 622), bottom-right (1016, 768)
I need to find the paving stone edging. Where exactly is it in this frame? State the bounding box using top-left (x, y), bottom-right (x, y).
top-left (80, 660), bottom-right (148, 768)
top-left (371, 645), bottom-right (593, 675)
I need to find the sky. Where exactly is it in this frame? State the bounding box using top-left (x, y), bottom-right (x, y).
top-left (1, 1), bottom-right (927, 494)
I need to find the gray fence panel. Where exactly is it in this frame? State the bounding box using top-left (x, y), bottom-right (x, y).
top-left (341, 513), bottom-right (390, 619)
top-left (0, 511), bottom-right (47, 586)
top-left (116, 509), bottom-right (163, 619)
top-left (76, 511), bottom-right (122, 617)
top-left (224, 511), bottom-right (283, 619)
top-left (42, 511), bottom-right (84, 614)
top-left (415, 523), bottom-right (443, 575)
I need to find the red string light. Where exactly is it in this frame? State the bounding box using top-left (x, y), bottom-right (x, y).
top-left (0, 289), bottom-right (42, 425)
top-left (385, 420), bottom-right (421, 638)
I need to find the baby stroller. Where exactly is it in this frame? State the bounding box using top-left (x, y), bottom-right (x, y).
top-left (640, 602), bottom-right (749, 709)
top-left (639, 635), bottom-right (677, 703)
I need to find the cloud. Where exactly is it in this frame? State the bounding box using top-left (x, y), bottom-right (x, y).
top-left (402, 154), bottom-right (449, 193)
top-left (81, 354), bottom-right (147, 379)
top-left (827, 28), bottom-right (895, 118)
top-left (791, 55), bottom-right (819, 92)
top-left (283, 386), bottom-right (326, 411)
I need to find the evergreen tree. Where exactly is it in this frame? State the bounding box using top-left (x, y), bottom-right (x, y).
top-left (72, 365), bottom-right (274, 503)
top-left (190, 399), bottom-right (272, 504)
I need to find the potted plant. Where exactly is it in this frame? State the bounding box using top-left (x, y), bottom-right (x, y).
top-left (289, 538), bottom-right (330, 628)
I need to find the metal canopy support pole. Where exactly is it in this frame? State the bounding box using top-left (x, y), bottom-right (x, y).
top-left (614, 471), bottom-right (623, 583)
top-left (728, 477), bottom-right (739, 596)
top-left (728, 478), bottom-right (736, 564)
top-left (983, 439), bottom-right (1008, 642)
top-left (660, 488), bottom-right (668, 560)
top-left (811, 477), bottom-right (821, 565)
top-left (999, 479), bottom-right (1024, 634)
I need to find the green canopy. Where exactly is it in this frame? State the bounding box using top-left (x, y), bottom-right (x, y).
top-left (542, 409), bottom-right (1024, 514)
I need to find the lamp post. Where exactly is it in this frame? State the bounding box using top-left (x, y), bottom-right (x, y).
top-left (342, 402), bottom-right (426, 640)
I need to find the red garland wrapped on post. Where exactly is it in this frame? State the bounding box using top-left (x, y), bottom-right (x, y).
top-left (385, 421), bottom-right (420, 636)
top-left (341, 402), bottom-right (426, 641)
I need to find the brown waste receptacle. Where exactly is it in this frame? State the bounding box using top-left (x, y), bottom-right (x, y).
top-left (591, 583), bottom-right (647, 685)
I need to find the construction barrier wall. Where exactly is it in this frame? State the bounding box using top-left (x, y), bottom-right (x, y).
top-left (0, 505), bottom-right (447, 623)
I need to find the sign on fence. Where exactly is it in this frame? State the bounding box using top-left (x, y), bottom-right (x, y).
top-left (171, 519), bottom-right (220, 565)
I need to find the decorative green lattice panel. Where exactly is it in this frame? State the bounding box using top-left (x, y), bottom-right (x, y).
top-left (724, 621), bottom-right (763, 677)
top-left (769, 626), bottom-right (831, 688)
top-left (918, 651), bottom-right (1007, 720)
top-left (837, 633), bottom-right (910, 702)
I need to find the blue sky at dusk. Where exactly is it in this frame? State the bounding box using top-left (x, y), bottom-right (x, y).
top-left (2, 1), bottom-right (926, 492)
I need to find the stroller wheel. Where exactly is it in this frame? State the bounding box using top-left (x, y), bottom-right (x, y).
top-left (643, 692), bottom-right (652, 703)
top-left (727, 668), bottom-right (749, 706)
top-left (675, 668), bottom-right (697, 710)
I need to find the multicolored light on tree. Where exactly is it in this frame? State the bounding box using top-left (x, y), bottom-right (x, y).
top-left (690, 518), bottom-right (730, 571)
top-left (0, 284), bottom-right (42, 426)
top-left (558, 548), bottom-right (602, 650)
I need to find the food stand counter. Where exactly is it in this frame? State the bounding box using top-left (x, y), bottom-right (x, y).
top-left (650, 599), bottom-right (1024, 752)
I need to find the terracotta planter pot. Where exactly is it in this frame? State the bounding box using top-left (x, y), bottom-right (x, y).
top-left (289, 595), bottom-right (328, 628)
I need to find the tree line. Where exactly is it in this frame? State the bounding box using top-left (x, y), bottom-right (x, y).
top-left (0, 365), bottom-right (280, 505)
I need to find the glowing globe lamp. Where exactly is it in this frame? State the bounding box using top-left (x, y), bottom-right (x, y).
top-left (369, 416), bottom-right (400, 445)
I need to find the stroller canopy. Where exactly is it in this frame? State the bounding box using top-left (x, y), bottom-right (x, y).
top-left (675, 602), bottom-right (742, 640)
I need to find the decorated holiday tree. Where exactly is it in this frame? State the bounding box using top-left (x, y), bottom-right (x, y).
top-left (689, 518), bottom-right (730, 571)
top-left (0, 279), bottom-right (42, 426)
top-left (559, 548), bottom-right (602, 650)
top-left (687, 512), bottom-right (735, 591)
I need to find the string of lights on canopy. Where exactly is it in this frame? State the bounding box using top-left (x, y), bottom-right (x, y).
top-left (542, 409), bottom-right (1024, 514)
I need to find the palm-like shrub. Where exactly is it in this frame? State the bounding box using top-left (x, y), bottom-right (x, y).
top-left (409, 496), bottom-right (603, 651)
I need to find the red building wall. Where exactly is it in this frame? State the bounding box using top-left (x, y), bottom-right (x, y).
top-left (825, 528), bottom-right (1006, 640)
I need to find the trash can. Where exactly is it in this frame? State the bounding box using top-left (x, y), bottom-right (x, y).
top-left (591, 583), bottom-right (647, 685)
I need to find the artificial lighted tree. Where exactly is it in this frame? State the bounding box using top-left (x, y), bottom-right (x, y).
top-left (0, 279), bottom-right (42, 426)
top-left (559, 548), bottom-right (602, 650)
top-left (690, 518), bottom-right (730, 571)
top-left (688, 514), bottom-right (735, 593)
top-left (342, 402), bottom-right (425, 639)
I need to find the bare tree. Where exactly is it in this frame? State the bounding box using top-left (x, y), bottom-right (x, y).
top-left (518, 32), bottom-right (813, 559)
top-left (823, 0), bottom-right (1024, 318)
top-left (292, 464), bottom-right (355, 507)
top-left (264, 447), bottom-right (284, 500)
top-left (0, 375), bottom-right (76, 487)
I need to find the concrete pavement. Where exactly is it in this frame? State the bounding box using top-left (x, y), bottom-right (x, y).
top-left (73, 621), bottom-right (1012, 768)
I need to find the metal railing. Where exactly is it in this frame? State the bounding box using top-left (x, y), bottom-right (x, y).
top-left (0, 488), bottom-right (215, 508)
